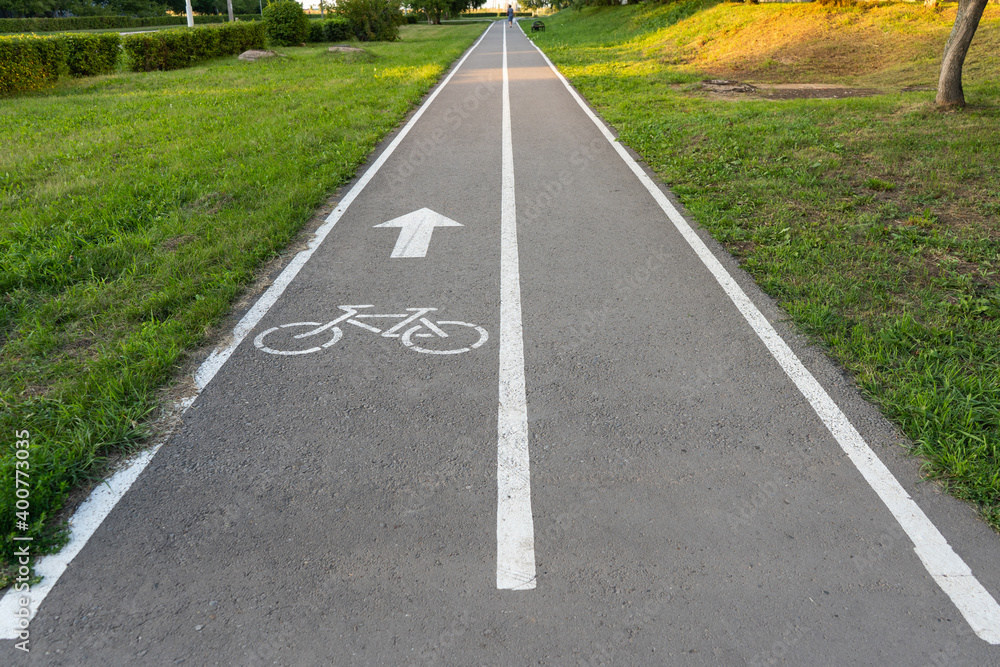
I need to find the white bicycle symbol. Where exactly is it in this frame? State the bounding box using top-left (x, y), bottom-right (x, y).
top-left (254, 305), bottom-right (489, 356)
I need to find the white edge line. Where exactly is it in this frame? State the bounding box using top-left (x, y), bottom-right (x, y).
top-left (497, 23), bottom-right (536, 591)
top-left (525, 29), bottom-right (1000, 645)
top-left (0, 23), bottom-right (496, 640)
top-left (0, 445), bottom-right (161, 640)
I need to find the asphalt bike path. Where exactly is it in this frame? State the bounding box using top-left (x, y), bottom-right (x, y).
top-left (3, 21), bottom-right (1000, 664)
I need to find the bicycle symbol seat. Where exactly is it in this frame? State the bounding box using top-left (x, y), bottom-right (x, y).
top-left (254, 305), bottom-right (489, 356)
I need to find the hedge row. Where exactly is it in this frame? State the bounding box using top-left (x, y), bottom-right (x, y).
top-left (0, 34), bottom-right (66, 94)
top-left (0, 32), bottom-right (120, 94)
top-left (308, 17), bottom-right (352, 44)
top-left (65, 32), bottom-right (121, 75)
top-left (0, 22), bottom-right (265, 94)
top-left (123, 21), bottom-right (265, 72)
top-left (0, 14), bottom-right (262, 35)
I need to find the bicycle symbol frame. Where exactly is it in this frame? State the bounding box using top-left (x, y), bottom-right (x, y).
top-left (253, 305), bottom-right (489, 356)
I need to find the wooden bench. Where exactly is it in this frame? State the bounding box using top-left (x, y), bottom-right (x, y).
top-left (531, 21), bottom-right (545, 32)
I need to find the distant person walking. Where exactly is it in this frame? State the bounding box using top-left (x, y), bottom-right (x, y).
top-left (507, 4), bottom-right (514, 28)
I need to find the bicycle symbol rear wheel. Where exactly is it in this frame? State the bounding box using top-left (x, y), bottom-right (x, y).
top-left (254, 322), bottom-right (343, 355)
top-left (401, 321), bottom-right (488, 355)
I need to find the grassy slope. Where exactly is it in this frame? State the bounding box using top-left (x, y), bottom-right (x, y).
top-left (539, 1), bottom-right (1000, 88)
top-left (646, 1), bottom-right (1000, 87)
top-left (0, 24), bottom-right (485, 582)
top-left (532, 3), bottom-right (999, 526)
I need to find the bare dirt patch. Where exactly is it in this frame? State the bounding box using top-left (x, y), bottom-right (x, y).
top-left (755, 83), bottom-right (883, 100)
top-left (700, 79), bottom-right (882, 100)
top-left (701, 79), bottom-right (758, 94)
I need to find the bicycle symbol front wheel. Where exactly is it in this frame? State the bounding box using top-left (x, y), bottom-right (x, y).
top-left (401, 321), bottom-right (489, 355)
top-left (254, 322), bottom-right (343, 355)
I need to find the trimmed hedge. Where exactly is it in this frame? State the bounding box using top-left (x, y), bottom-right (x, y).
top-left (0, 34), bottom-right (67, 94)
top-left (0, 22), bottom-right (264, 94)
top-left (320, 17), bottom-right (352, 42)
top-left (307, 17), bottom-right (353, 43)
top-left (0, 15), bottom-right (262, 35)
top-left (123, 21), bottom-right (265, 72)
top-left (308, 20), bottom-right (325, 43)
top-left (0, 33), bottom-right (120, 94)
top-left (64, 33), bottom-right (122, 76)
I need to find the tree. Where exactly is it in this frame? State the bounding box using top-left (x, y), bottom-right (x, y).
top-left (409, 0), bottom-right (447, 24)
top-left (108, 0), bottom-right (169, 16)
top-left (0, 0), bottom-right (59, 18)
top-left (164, 0), bottom-right (256, 15)
top-left (936, 0), bottom-right (988, 108)
top-left (409, 0), bottom-right (484, 25)
top-left (336, 0), bottom-right (400, 41)
top-left (520, 0), bottom-right (569, 10)
top-left (1, 0), bottom-right (168, 17)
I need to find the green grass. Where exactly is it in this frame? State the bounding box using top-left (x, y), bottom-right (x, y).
top-left (0, 23), bottom-right (485, 583)
top-left (531, 4), bottom-right (1000, 528)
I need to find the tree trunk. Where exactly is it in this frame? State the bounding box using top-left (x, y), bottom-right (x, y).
top-left (936, 0), bottom-right (988, 107)
top-left (227, 0), bottom-right (234, 22)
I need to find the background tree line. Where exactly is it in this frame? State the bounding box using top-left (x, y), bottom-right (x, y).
top-left (1, 0), bottom-right (260, 19)
top-left (407, 0), bottom-right (487, 24)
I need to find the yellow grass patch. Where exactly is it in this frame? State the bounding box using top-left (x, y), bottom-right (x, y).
top-left (638, 3), bottom-right (1000, 87)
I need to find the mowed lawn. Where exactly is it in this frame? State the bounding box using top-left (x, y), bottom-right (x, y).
top-left (531, 3), bottom-right (1000, 528)
top-left (0, 23), bottom-right (485, 582)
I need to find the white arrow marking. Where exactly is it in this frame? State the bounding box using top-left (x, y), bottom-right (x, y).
top-left (374, 208), bottom-right (463, 258)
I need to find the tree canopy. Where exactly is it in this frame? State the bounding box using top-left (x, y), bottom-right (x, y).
top-left (164, 0), bottom-right (259, 16)
top-left (408, 0), bottom-right (486, 25)
top-left (1, 0), bottom-right (166, 17)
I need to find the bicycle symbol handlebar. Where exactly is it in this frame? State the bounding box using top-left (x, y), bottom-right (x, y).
top-left (254, 305), bottom-right (489, 356)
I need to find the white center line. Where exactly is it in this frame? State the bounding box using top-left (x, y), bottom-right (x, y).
top-left (496, 25), bottom-right (537, 591)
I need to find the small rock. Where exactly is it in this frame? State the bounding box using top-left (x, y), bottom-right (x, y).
top-left (238, 50), bottom-right (283, 62)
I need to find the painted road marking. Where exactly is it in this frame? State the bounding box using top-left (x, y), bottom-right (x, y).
top-left (496, 24), bottom-right (536, 591)
top-left (0, 446), bottom-right (162, 640)
top-left (522, 26), bottom-right (1000, 644)
top-left (253, 305), bottom-right (489, 356)
top-left (374, 208), bottom-right (463, 258)
top-left (0, 23), bottom-right (498, 640)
